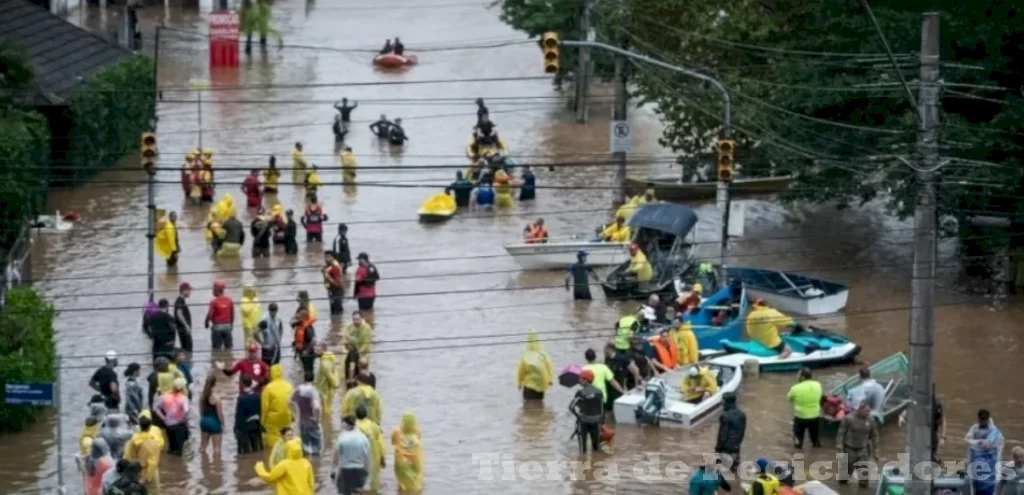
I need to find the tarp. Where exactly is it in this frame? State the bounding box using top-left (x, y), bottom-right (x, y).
top-left (627, 203), bottom-right (698, 238)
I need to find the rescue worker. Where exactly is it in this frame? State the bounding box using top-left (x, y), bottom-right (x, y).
top-left (582, 348), bottom-right (624, 406)
top-left (626, 243), bottom-right (653, 283)
top-left (255, 438), bottom-right (315, 495)
top-left (379, 39), bottom-right (392, 54)
top-left (523, 218), bottom-right (548, 244)
top-left (391, 411), bottom-right (424, 492)
top-left (204, 280), bottom-right (234, 351)
top-left (315, 343), bottom-right (340, 416)
top-left (340, 147), bottom-right (357, 184)
top-left (369, 114), bottom-right (392, 138)
top-left (200, 160), bottom-right (215, 202)
top-left (446, 171), bottom-right (474, 208)
top-left (600, 215), bottom-right (631, 242)
top-left (270, 204), bottom-right (287, 245)
top-left (672, 320), bottom-right (700, 366)
top-left (218, 208), bottom-right (245, 257)
top-left (334, 98), bottom-right (358, 126)
top-left (240, 285), bottom-right (263, 344)
top-left (837, 402), bottom-right (879, 487)
top-left (355, 404), bottom-right (386, 492)
top-left (323, 251), bottom-right (345, 316)
top-left (292, 142), bottom-right (308, 170)
top-left (494, 170), bottom-right (514, 208)
top-left (788, 368), bottom-right (823, 448)
top-left (155, 211), bottom-right (179, 267)
top-left (284, 209), bottom-right (299, 255)
top-left (681, 365), bottom-right (718, 404)
top-left (264, 156), bottom-right (280, 194)
top-left (123, 415), bottom-right (162, 495)
top-left (649, 329), bottom-right (679, 371)
top-left (332, 223), bottom-right (352, 270)
top-left (268, 427), bottom-right (295, 468)
top-left (565, 251), bottom-right (598, 300)
top-left (519, 165), bottom-right (536, 201)
top-left (388, 117), bottom-right (408, 146)
top-left (341, 374), bottom-right (382, 425)
top-left (614, 315), bottom-right (640, 352)
top-left (181, 151), bottom-right (196, 199)
top-left (748, 457), bottom-right (781, 495)
top-left (241, 169), bottom-right (263, 208)
top-left (256, 302), bottom-right (284, 365)
top-left (677, 282), bottom-right (704, 314)
top-left (260, 364), bottom-right (294, 450)
top-left (474, 180), bottom-right (495, 210)
top-left (745, 299), bottom-right (794, 358)
top-left (569, 369), bottom-right (604, 454)
top-left (291, 371), bottom-right (323, 456)
top-left (250, 208), bottom-right (273, 259)
top-left (715, 392), bottom-right (746, 474)
top-left (352, 252), bottom-right (379, 311)
top-left (393, 37), bottom-right (405, 55)
top-left (301, 195), bottom-right (327, 243)
top-left (303, 167), bottom-right (322, 204)
top-left (291, 307), bottom-right (318, 377)
top-left (516, 330), bottom-right (554, 401)
top-left (342, 312), bottom-right (374, 383)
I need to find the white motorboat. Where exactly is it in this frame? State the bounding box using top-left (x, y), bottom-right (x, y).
top-left (726, 266), bottom-right (849, 316)
top-left (504, 238), bottom-right (629, 270)
top-left (31, 211), bottom-right (74, 234)
top-left (613, 362), bottom-right (742, 428)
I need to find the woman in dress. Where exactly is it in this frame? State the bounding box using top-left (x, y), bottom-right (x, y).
top-left (199, 374), bottom-right (224, 456)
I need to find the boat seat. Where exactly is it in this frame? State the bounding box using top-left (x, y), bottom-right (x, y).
top-left (779, 284), bottom-right (814, 294)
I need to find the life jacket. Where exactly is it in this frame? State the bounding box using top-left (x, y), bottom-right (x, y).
top-left (323, 260), bottom-right (342, 289)
top-left (649, 336), bottom-right (678, 369)
top-left (614, 316), bottom-right (639, 350)
top-left (294, 315), bottom-right (315, 351)
top-left (304, 204), bottom-right (323, 224)
top-left (525, 223), bottom-right (548, 244)
top-left (747, 475), bottom-right (781, 495)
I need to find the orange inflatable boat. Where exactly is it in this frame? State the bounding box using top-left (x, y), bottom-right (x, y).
top-left (373, 53), bottom-right (418, 68)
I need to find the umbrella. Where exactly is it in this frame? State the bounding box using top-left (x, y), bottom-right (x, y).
top-left (559, 364), bottom-right (582, 388)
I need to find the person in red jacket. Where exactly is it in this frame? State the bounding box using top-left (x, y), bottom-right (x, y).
top-left (323, 251), bottom-right (345, 316)
top-left (205, 280), bottom-right (235, 350)
top-left (216, 342), bottom-right (270, 392)
top-left (301, 195), bottom-right (328, 243)
top-left (241, 169), bottom-right (263, 208)
top-left (353, 252), bottom-right (379, 311)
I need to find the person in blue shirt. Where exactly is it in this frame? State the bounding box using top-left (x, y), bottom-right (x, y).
top-left (519, 166), bottom-right (536, 201)
top-left (689, 458), bottom-right (732, 495)
top-left (474, 180), bottom-right (495, 210)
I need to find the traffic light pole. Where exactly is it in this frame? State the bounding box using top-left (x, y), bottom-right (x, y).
top-left (574, 0), bottom-right (592, 123)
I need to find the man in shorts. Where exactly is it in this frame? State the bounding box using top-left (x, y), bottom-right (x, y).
top-left (332, 415), bottom-right (370, 494)
top-left (205, 280), bottom-right (235, 350)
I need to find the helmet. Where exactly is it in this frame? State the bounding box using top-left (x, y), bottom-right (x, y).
top-left (213, 280), bottom-right (226, 291)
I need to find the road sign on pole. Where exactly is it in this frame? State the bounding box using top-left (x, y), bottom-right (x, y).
top-left (610, 120), bottom-right (632, 153)
top-left (209, 10), bottom-right (240, 67)
top-left (4, 383), bottom-right (55, 406)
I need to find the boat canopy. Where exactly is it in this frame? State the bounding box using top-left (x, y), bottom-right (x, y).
top-left (627, 203), bottom-right (698, 238)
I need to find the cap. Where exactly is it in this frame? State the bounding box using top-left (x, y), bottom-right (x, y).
top-left (213, 280), bottom-right (226, 290)
top-left (577, 250), bottom-right (588, 258)
top-left (579, 369), bottom-right (595, 383)
top-left (357, 252), bottom-right (369, 260)
top-left (179, 281), bottom-right (192, 291)
top-left (689, 366), bottom-right (700, 377)
top-left (756, 457), bottom-right (770, 471)
top-left (105, 350), bottom-right (117, 361)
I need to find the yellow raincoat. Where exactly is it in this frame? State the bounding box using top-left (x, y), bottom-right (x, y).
top-left (516, 330), bottom-right (554, 394)
top-left (241, 285), bottom-right (263, 344)
top-left (268, 439), bottom-right (287, 468)
top-left (216, 193), bottom-right (237, 220)
top-left (136, 410), bottom-right (167, 449)
top-left (205, 210), bottom-right (223, 243)
top-left (601, 220), bottom-right (631, 242)
top-left (357, 417), bottom-right (386, 491)
top-left (156, 366), bottom-right (186, 396)
top-left (154, 218), bottom-right (177, 260)
top-left (79, 422), bottom-right (99, 456)
top-left (341, 150), bottom-right (357, 183)
top-left (342, 321), bottom-right (374, 355)
top-left (672, 322), bottom-right (699, 366)
top-left (614, 195), bottom-right (642, 220)
top-left (261, 365), bottom-right (294, 448)
top-left (124, 429), bottom-right (162, 494)
top-left (745, 305), bottom-right (792, 349)
top-left (392, 411), bottom-right (424, 492)
top-left (292, 146), bottom-right (308, 170)
top-left (341, 383), bottom-right (382, 425)
top-left (628, 249), bottom-right (653, 282)
top-left (255, 439), bottom-right (315, 495)
top-left (680, 367), bottom-right (718, 402)
top-left (304, 171), bottom-right (321, 198)
top-left (315, 351), bottom-right (340, 416)
top-left (264, 167), bottom-right (280, 192)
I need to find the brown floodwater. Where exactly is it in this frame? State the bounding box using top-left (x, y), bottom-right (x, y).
top-left (2, 1), bottom-right (1023, 494)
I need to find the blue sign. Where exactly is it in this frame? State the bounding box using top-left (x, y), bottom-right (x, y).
top-left (4, 383), bottom-right (55, 406)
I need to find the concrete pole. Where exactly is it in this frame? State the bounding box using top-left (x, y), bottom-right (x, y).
top-left (574, 0), bottom-right (591, 123)
top-left (906, 12), bottom-right (940, 495)
top-left (611, 34), bottom-right (627, 205)
top-left (55, 356), bottom-right (65, 495)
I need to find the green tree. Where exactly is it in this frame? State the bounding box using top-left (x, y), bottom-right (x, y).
top-left (0, 288), bottom-right (57, 433)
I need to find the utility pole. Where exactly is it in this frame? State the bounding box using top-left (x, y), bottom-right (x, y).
top-left (574, 0), bottom-right (591, 123)
top-left (610, 24), bottom-right (628, 204)
top-left (906, 13), bottom-right (940, 495)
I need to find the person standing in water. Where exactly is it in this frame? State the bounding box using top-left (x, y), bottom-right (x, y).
top-left (90, 352), bottom-right (120, 411)
top-left (335, 98), bottom-right (358, 127)
top-left (332, 415), bottom-right (370, 495)
top-left (264, 156), bottom-right (280, 194)
top-left (256, 302), bottom-right (284, 365)
top-left (173, 282), bottom-right (193, 353)
top-left (519, 166), bottom-right (536, 201)
top-left (565, 251), bottom-right (598, 300)
top-left (353, 253), bottom-right (379, 311)
top-left (284, 209), bottom-right (299, 255)
top-left (332, 223), bottom-right (352, 271)
top-left (445, 171), bottom-right (474, 208)
top-left (166, 212), bottom-right (180, 267)
top-left (323, 251), bottom-right (346, 316)
top-left (235, 375), bottom-right (263, 454)
top-left (369, 115), bottom-right (392, 139)
top-left (205, 280), bottom-right (234, 351)
top-left (251, 208), bottom-right (273, 259)
top-left (241, 169), bottom-right (263, 208)
top-left (388, 118), bottom-right (408, 146)
top-left (301, 195), bottom-right (327, 243)
top-left (291, 371), bottom-right (323, 456)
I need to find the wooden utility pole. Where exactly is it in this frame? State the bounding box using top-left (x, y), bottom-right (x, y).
top-left (906, 13), bottom-right (940, 495)
top-left (574, 0), bottom-right (591, 123)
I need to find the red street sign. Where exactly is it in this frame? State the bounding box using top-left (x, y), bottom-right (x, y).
top-left (209, 10), bottom-right (240, 41)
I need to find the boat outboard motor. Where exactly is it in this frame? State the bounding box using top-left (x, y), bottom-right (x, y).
top-left (634, 378), bottom-right (668, 426)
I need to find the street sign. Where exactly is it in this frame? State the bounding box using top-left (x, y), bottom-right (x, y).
top-left (728, 200), bottom-right (746, 237)
top-left (5, 383), bottom-right (55, 406)
top-left (610, 120), bottom-right (632, 153)
top-left (208, 11), bottom-right (240, 40)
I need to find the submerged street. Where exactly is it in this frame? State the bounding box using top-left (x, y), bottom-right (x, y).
top-left (0, 1), bottom-right (1022, 494)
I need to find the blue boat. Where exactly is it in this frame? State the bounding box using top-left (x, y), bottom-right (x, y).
top-left (725, 266), bottom-right (849, 316)
top-left (680, 286), bottom-right (749, 350)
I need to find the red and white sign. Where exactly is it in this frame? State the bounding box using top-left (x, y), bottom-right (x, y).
top-left (208, 11), bottom-right (240, 41)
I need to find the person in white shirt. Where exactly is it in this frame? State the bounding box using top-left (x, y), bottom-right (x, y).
top-left (847, 368), bottom-right (886, 415)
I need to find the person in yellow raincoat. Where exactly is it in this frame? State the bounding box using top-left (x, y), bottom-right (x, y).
top-left (392, 411), bottom-right (424, 492)
top-left (304, 167), bottom-right (322, 203)
top-left (356, 404), bottom-right (386, 492)
top-left (627, 243), bottom-right (653, 283)
top-left (205, 209), bottom-right (223, 246)
top-left (341, 374), bottom-right (382, 425)
top-left (600, 215), bottom-right (631, 243)
top-left (516, 329), bottom-right (554, 401)
top-left (671, 320), bottom-right (700, 366)
top-left (255, 438), bottom-right (315, 495)
top-left (340, 147), bottom-right (357, 184)
top-left (124, 414), bottom-right (163, 495)
top-left (267, 426), bottom-right (295, 468)
top-left (154, 211), bottom-right (180, 267)
top-left (680, 365), bottom-right (718, 403)
top-left (745, 299), bottom-right (794, 358)
top-left (241, 285), bottom-right (263, 344)
top-left (79, 404), bottom-right (105, 456)
top-left (261, 364), bottom-right (294, 448)
top-left (216, 193), bottom-right (237, 221)
top-left (202, 147), bottom-right (214, 165)
top-left (494, 170), bottom-right (514, 208)
top-left (315, 343), bottom-right (341, 416)
top-left (292, 142), bottom-right (308, 170)
top-left (264, 156), bottom-right (280, 194)
top-left (137, 410), bottom-right (167, 447)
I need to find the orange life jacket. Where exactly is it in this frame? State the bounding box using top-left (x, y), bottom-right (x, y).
top-left (649, 336), bottom-right (679, 369)
top-left (525, 223), bottom-right (548, 244)
top-left (294, 315), bottom-right (315, 350)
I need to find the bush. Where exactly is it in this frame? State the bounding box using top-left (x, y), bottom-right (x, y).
top-left (64, 55), bottom-right (155, 178)
top-left (0, 288), bottom-right (57, 434)
top-left (0, 111), bottom-right (50, 248)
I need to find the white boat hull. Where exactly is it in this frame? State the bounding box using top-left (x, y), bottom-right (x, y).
top-left (613, 363), bottom-right (742, 428)
top-left (31, 213), bottom-right (73, 234)
top-left (745, 287), bottom-right (849, 316)
top-left (709, 342), bottom-right (861, 373)
top-left (504, 241), bottom-right (629, 270)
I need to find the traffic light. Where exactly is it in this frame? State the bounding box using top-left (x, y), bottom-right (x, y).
top-left (541, 32), bottom-right (560, 74)
top-left (141, 132), bottom-right (157, 173)
top-left (716, 136), bottom-right (735, 182)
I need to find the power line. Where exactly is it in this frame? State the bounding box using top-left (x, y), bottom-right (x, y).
top-left (161, 27), bottom-right (531, 53)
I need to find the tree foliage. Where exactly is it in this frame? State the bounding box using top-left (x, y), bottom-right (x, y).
top-left (0, 288), bottom-right (57, 434)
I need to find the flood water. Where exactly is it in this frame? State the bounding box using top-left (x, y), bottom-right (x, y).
top-left (3, 1), bottom-right (1023, 494)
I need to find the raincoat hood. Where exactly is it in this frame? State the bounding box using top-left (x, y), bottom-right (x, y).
top-left (86, 437), bottom-right (112, 475)
top-left (320, 351), bottom-right (336, 363)
top-left (270, 363), bottom-right (283, 380)
top-left (285, 438), bottom-right (303, 460)
top-left (89, 403), bottom-right (108, 422)
top-left (243, 285), bottom-right (258, 299)
top-left (272, 204), bottom-right (283, 216)
top-left (525, 330), bottom-right (542, 352)
top-left (401, 411), bottom-right (419, 435)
